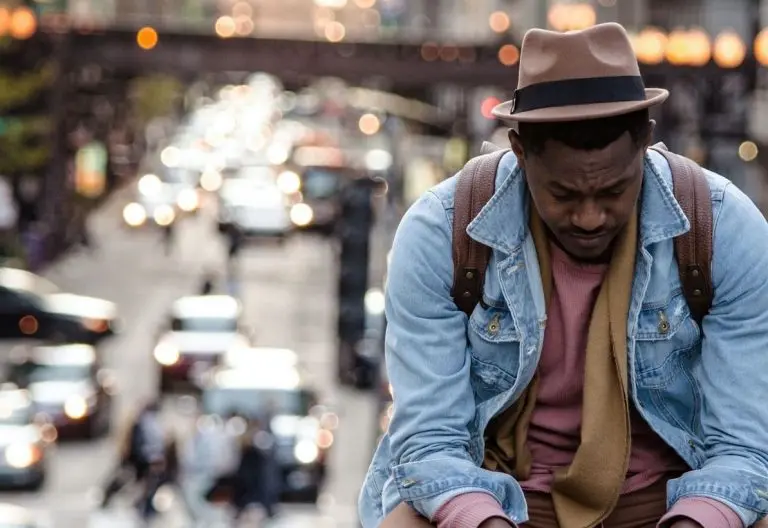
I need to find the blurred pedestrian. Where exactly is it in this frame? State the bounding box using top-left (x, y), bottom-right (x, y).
top-left (99, 400), bottom-right (166, 515)
top-left (161, 222), bottom-right (174, 255)
top-left (180, 413), bottom-right (236, 526)
top-left (99, 408), bottom-right (142, 508)
top-left (199, 273), bottom-right (215, 295)
top-left (232, 418), bottom-right (279, 521)
top-left (130, 400), bottom-right (167, 521)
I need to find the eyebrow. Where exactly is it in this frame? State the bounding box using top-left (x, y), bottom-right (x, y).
top-left (549, 175), bottom-right (633, 193)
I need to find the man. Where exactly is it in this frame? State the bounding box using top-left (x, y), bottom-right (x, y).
top-left (359, 23), bottom-right (768, 528)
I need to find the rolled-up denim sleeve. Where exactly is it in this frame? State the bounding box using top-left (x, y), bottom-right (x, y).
top-left (381, 190), bottom-right (523, 522)
top-left (667, 182), bottom-right (768, 525)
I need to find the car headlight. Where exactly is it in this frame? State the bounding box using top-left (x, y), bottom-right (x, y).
top-left (138, 174), bottom-right (162, 196)
top-left (290, 203), bottom-right (313, 227)
top-left (5, 443), bottom-right (42, 468)
top-left (123, 203), bottom-right (147, 227)
top-left (293, 440), bottom-right (319, 464)
top-left (154, 343), bottom-right (180, 366)
top-left (200, 170), bottom-right (223, 192)
top-left (64, 395), bottom-right (92, 419)
top-left (177, 188), bottom-right (199, 212)
top-left (277, 171), bottom-right (301, 194)
top-left (153, 204), bottom-right (176, 226)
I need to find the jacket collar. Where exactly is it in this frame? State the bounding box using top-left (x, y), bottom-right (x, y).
top-left (466, 149), bottom-right (690, 255)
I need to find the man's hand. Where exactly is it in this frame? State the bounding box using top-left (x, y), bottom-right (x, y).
top-left (478, 518), bottom-right (515, 528)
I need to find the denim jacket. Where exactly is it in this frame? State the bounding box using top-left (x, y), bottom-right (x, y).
top-left (358, 149), bottom-right (768, 527)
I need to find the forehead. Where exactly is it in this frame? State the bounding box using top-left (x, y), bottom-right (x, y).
top-left (534, 135), bottom-right (640, 187)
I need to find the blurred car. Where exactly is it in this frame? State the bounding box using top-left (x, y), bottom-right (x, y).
top-left (289, 166), bottom-right (345, 234)
top-left (0, 503), bottom-right (49, 527)
top-left (154, 295), bottom-right (253, 392)
top-left (198, 366), bottom-right (334, 503)
top-left (217, 172), bottom-right (293, 241)
top-left (0, 268), bottom-right (119, 344)
top-left (6, 344), bottom-right (116, 439)
top-left (221, 346), bottom-right (299, 371)
top-left (0, 386), bottom-right (56, 490)
top-left (122, 167), bottom-right (201, 229)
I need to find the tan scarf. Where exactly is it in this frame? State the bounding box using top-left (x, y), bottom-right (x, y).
top-left (483, 207), bottom-right (637, 528)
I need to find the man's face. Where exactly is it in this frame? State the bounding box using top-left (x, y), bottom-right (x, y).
top-left (510, 127), bottom-right (650, 262)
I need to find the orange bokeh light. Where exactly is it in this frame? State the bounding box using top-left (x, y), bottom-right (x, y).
top-left (19, 315), bottom-right (38, 335)
top-left (755, 29), bottom-right (768, 66)
top-left (713, 30), bottom-right (746, 68)
top-left (10, 6), bottom-right (36, 40)
top-left (489, 11), bottom-right (510, 34)
top-left (136, 26), bottom-right (159, 50)
top-left (481, 97), bottom-right (502, 119)
top-left (498, 44), bottom-right (520, 66)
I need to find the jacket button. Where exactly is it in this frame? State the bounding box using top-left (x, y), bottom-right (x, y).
top-left (401, 478), bottom-right (416, 488)
top-left (487, 314), bottom-right (501, 334)
top-left (465, 271), bottom-right (475, 279)
top-left (658, 311), bottom-right (670, 334)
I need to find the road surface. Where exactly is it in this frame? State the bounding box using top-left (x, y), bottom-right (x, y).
top-left (0, 189), bottom-right (380, 527)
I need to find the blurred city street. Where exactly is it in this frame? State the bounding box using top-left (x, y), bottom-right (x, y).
top-left (0, 188), bottom-right (378, 527)
top-left (1, 1), bottom-right (768, 527)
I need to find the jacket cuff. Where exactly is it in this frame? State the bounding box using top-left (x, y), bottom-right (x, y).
top-left (434, 492), bottom-right (514, 528)
top-left (659, 497), bottom-right (744, 528)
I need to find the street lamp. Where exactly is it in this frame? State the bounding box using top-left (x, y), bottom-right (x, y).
top-left (687, 28), bottom-right (712, 66)
top-left (755, 28), bottom-right (768, 66)
top-left (633, 27), bottom-right (667, 65)
top-left (666, 28), bottom-right (693, 66)
top-left (498, 44), bottom-right (519, 66)
top-left (9, 6), bottom-right (36, 40)
top-left (713, 30), bottom-right (746, 68)
top-left (488, 11), bottom-right (510, 34)
top-left (547, 3), bottom-right (596, 32)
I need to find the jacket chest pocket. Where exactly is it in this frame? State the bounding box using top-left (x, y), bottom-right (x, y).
top-left (634, 292), bottom-right (702, 433)
top-left (468, 301), bottom-right (521, 402)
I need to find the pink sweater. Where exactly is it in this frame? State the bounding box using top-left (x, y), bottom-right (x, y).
top-left (434, 244), bottom-right (743, 528)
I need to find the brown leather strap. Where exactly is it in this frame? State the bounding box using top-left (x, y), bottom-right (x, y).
top-left (452, 149), bottom-right (509, 315)
top-left (650, 146), bottom-right (714, 324)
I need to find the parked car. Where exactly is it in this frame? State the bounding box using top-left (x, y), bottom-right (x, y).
top-left (0, 268), bottom-right (119, 344)
top-left (0, 386), bottom-right (56, 490)
top-left (7, 344), bottom-right (116, 439)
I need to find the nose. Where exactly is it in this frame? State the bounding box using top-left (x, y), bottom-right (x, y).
top-left (570, 199), bottom-right (606, 234)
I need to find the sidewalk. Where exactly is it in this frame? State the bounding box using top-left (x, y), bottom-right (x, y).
top-left (40, 182), bottom-right (137, 276)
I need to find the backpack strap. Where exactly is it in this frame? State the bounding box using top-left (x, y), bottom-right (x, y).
top-left (649, 145), bottom-right (714, 324)
top-left (451, 144), bottom-right (715, 324)
top-left (452, 147), bottom-right (509, 315)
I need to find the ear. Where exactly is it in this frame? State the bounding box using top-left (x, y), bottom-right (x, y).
top-left (645, 119), bottom-right (656, 149)
top-left (508, 129), bottom-right (526, 171)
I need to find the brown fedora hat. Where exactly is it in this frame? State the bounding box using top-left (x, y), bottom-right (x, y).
top-left (492, 22), bottom-right (669, 123)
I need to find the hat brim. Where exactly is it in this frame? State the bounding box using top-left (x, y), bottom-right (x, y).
top-left (491, 88), bottom-right (669, 124)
